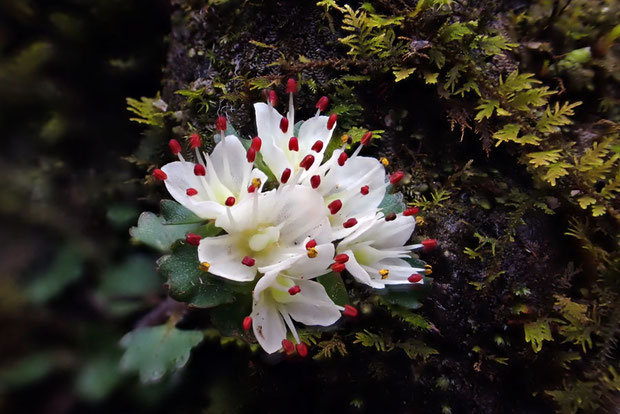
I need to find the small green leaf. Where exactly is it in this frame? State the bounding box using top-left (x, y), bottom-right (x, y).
top-left (158, 244), bottom-right (236, 308)
top-left (493, 124), bottom-right (521, 146)
top-left (317, 272), bottom-right (349, 306)
top-left (378, 189), bottom-right (406, 214)
top-left (26, 245), bottom-right (83, 304)
top-left (393, 67), bottom-right (416, 82)
top-left (524, 319), bottom-right (553, 353)
top-left (75, 353), bottom-right (123, 401)
top-left (161, 200), bottom-right (203, 224)
top-left (577, 196), bottom-right (596, 209)
top-left (120, 324), bottom-right (204, 383)
top-left (130, 212), bottom-right (201, 252)
top-left (0, 353), bottom-right (54, 392)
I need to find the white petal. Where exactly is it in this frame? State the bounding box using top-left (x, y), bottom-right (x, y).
top-left (209, 135), bottom-right (252, 196)
top-left (251, 291), bottom-right (287, 354)
top-left (283, 243), bottom-right (335, 279)
top-left (280, 279), bottom-right (342, 326)
top-left (373, 257), bottom-right (417, 285)
top-left (364, 215), bottom-right (416, 249)
top-left (297, 115), bottom-right (334, 150)
top-left (254, 103), bottom-right (291, 179)
top-left (340, 249), bottom-right (383, 288)
top-left (197, 234), bottom-right (257, 282)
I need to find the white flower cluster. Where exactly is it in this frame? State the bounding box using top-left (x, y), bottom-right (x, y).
top-left (152, 79), bottom-right (436, 355)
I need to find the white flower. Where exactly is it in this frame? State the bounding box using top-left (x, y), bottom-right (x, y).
top-left (160, 133), bottom-right (266, 220)
top-left (336, 213), bottom-right (427, 288)
top-left (250, 270), bottom-right (342, 354)
top-left (197, 185), bottom-right (335, 282)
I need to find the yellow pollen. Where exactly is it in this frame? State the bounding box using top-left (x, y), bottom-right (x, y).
top-left (340, 134), bottom-right (350, 144)
top-left (251, 177), bottom-right (262, 188)
top-left (416, 216), bottom-right (424, 225)
top-left (379, 268), bottom-right (389, 279)
top-left (306, 247), bottom-right (318, 258)
top-left (199, 262), bottom-right (211, 272)
top-left (425, 264), bottom-right (433, 275)
top-left (380, 157), bottom-right (389, 167)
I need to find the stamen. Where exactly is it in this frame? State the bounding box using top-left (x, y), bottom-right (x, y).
top-left (299, 154), bottom-right (315, 170)
top-left (380, 157), bottom-right (389, 166)
top-left (280, 117), bottom-right (289, 133)
top-left (334, 254), bottom-right (349, 263)
top-left (288, 285), bottom-right (301, 295)
top-left (327, 113), bottom-right (338, 130)
top-left (389, 171), bottom-right (404, 184)
top-left (425, 265), bottom-right (433, 275)
top-left (282, 339), bottom-right (295, 353)
top-left (225, 196), bottom-right (236, 206)
top-left (243, 316), bottom-right (252, 330)
top-left (269, 90), bottom-right (278, 107)
top-left (251, 177), bottom-right (262, 189)
top-left (408, 274), bottom-right (423, 283)
top-left (280, 168), bottom-right (291, 183)
top-left (343, 218), bottom-right (358, 228)
top-left (385, 213), bottom-right (397, 221)
top-left (288, 137), bottom-right (299, 151)
top-left (316, 96), bottom-right (328, 112)
top-left (360, 185), bottom-right (369, 195)
top-left (194, 164), bottom-right (206, 176)
top-left (361, 131), bottom-right (373, 146)
top-left (152, 169), bottom-right (167, 180)
top-left (251, 136), bottom-right (262, 151)
top-left (169, 139), bottom-right (182, 155)
top-left (422, 239), bottom-right (438, 252)
top-left (241, 256), bottom-right (255, 267)
top-left (416, 216), bottom-right (424, 225)
top-left (341, 134), bottom-right (351, 144)
top-left (328, 199), bottom-right (342, 215)
top-left (199, 262), bottom-right (210, 272)
top-left (186, 188), bottom-right (198, 196)
top-left (379, 268), bottom-right (389, 279)
top-left (186, 233), bottom-right (202, 246)
top-left (189, 133), bottom-right (201, 149)
top-left (216, 116), bottom-right (227, 132)
top-left (247, 147), bottom-right (257, 163)
top-left (305, 239), bottom-right (317, 249)
top-left (286, 78), bottom-right (297, 94)
top-left (306, 247), bottom-right (318, 258)
top-left (337, 152), bottom-right (348, 166)
top-left (311, 140), bottom-right (323, 152)
top-left (248, 185), bottom-right (256, 193)
top-left (343, 305), bottom-right (358, 317)
top-left (403, 207), bottom-right (419, 216)
top-left (310, 175), bottom-right (321, 189)
top-left (296, 342), bottom-right (308, 357)
top-left (331, 263), bottom-right (346, 272)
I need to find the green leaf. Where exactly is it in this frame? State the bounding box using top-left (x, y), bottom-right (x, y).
top-left (120, 324), bottom-right (204, 384)
top-left (161, 200), bottom-right (203, 224)
top-left (492, 124), bottom-right (520, 146)
top-left (378, 189), bottom-right (406, 214)
top-left (210, 301), bottom-right (253, 338)
top-left (158, 244), bottom-right (236, 308)
top-left (75, 353), bottom-right (123, 401)
top-left (543, 162), bottom-right (571, 186)
top-left (0, 353), bottom-right (54, 392)
top-left (317, 272), bottom-right (349, 306)
top-left (475, 99), bottom-right (499, 121)
top-left (527, 149), bottom-right (562, 167)
top-left (393, 67), bottom-right (416, 82)
top-left (396, 339), bottom-right (438, 360)
top-left (26, 245), bottom-right (83, 304)
top-left (577, 196), bottom-right (596, 209)
top-left (130, 212), bottom-right (201, 252)
top-left (524, 319), bottom-right (553, 353)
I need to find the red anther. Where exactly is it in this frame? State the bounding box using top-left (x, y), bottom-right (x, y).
top-left (248, 184), bottom-right (256, 193)
top-left (337, 152), bottom-right (348, 166)
top-left (327, 113), bottom-right (338, 130)
top-left (311, 140), bottom-right (324, 152)
top-left (310, 175), bottom-right (321, 189)
top-left (305, 239), bottom-right (317, 249)
top-left (328, 199), bottom-right (342, 215)
top-left (286, 78), bottom-right (297, 94)
top-left (216, 116), bottom-right (227, 132)
top-left (334, 254), bottom-right (349, 263)
top-left (247, 147), bottom-right (257, 163)
top-left (152, 168), bottom-right (167, 180)
top-left (189, 133), bottom-right (201, 149)
top-left (282, 339), bottom-right (295, 353)
top-left (389, 171), bottom-right (404, 185)
top-left (288, 137), bottom-right (299, 151)
top-left (360, 185), bottom-right (369, 195)
top-left (316, 96), bottom-right (328, 112)
top-left (186, 188), bottom-right (198, 196)
top-left (296, 342), bottom-right (308, 357)
top-left (422, 239), bottom-right (438, 252)
top-left (251, 136), bottom-right (262, 151)
top-left (403, 207), bottom-right (419, 216)
top-left (331, 262), bottom-right (346, 272)
top-left (288, 285), bottom-right (301, 295)
top-left (186, 233), bottom-right (202, 246)
top-left (343, 218), bottom-right (358, 228)
top-left (299, 154), bottom-right (315, 170)
top-left (385, 212), bottom-right (397, 221)
top-left (225, 196), bottom-right (235, 206)
top-left (194, 164), bottom-right (206, 176)
top-left (361, 131), bottom-right (373, 146)
top-left (343, 305), bottom-right (358, 317)
top-left (280, 168), bottom-right (292, 183)
top-left (408, 273), bottom-right (423, 283)
top-left (168, 139), bottom-right (182, 155)
top-left (242, 256), bottom-right (255, 267)
top-left (243, 316), bottom-right (252, 330)
top-left (269, 90), bottom-right (278, 106)
top-left (280, 117), bottom-right (289, 133)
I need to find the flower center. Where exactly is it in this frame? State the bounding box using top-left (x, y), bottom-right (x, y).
top-left (248, 225), bottom-right (281, 252)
